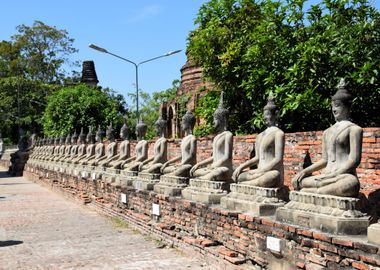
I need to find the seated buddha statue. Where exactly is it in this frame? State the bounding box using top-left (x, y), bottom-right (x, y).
top-left (98, 123), bottom-right (118, 167)
top-left (160, 110), bottom-right (197, 177)
top-left (291, 79), bottom-right (363, 197)
top-left (232, 95), bottom-right (284, 187)
top-left (79, 128), bottom-right (96, 165)
top-left (87, 126), bottom-right (105, 167)
top-left (108, 121), bottom-right (130, 169)
top-left (71, 128), bottom-right (87, 164)
top-left (189, 92), bottom-right (233, 181)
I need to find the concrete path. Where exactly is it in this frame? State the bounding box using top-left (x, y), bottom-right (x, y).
top-left (0, 171), bottom-right (211, 269)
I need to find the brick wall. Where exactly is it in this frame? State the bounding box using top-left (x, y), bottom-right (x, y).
top-left (24, 171), bottom-right (380, 269)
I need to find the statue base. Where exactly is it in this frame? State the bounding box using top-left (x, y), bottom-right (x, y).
top-left (103, 168), bottom-right (120, 184)
top-left (181, 178), bottom-right (230, 205)
top-left (117, 170), bottom-right (138, 188)
top-left (276, 191), bottom-right (369, 235)
top-left (220, 184), bottom-right (286, 216)
top-left (134, 172), bottom-right (160, 190)
top-left (368, 223), bottom-right (380, 245)
top-left (154, 175), bottom-right (189, 196)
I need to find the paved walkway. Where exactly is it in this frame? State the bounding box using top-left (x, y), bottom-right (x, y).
top-left (0, 171), bottom-right (212, 269)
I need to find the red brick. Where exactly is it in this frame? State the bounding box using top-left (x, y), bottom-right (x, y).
top-left (332, 238), bottom-right (353, 247)
top-left (296, 261), bottom-right (305, 268)
top-left (324, 253), bottom-right (341, 263)
top-left (261, 218), bottom-right (274, 227)
top-left (352, 261), bottom-right (370, 270)
top-left (224, 255), bottom-right (246, 265)
top-left (353, 242), bottom-right (378, 254)
top-left (238, 213), bottom-right (246, 221)
top-left (319, 243), bottom-right (338, 254)
top-left (305, 262), bottom-right (327, 270)
top-left (297, 229), bottom-right (313, 238)
top-left (312, 232), bottom-right (332, 243)
top-left (218, 246), bottom-right (238, 257)
top-left (359, 254), bottom-right (380, 266)
top-left (201, 239), bottom-right (217, 247)
top-left (305, 254), bottom-right (327, 266)
top-left (245, 215), bottom-right (254, 222)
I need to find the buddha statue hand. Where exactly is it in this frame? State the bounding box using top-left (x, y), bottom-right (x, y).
top-left (292, 171), bottom-right (308, 190)
top-left (232, 166), bottom-right (242, 182)
top-left (189, 164), bottom-right (199, 177)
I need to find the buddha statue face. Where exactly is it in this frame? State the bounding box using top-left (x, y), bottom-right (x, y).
top-left (263, 109), bottom-right (278, 127)
top-left (332, 100), bottom-right (350, 122)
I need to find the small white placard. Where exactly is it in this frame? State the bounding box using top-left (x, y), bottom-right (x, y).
top-left (152, 203), bottom-right (160, 216)
top-left (121, 193), bottom-right (127, 203)
top-left (266, 236), bottom-right (281, 253)
top-left (134, 180), bottom-right (142, 190)
top-left (91, 172), bottom-right (96, 180)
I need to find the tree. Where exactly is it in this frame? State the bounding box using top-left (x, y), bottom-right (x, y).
top-left (127, 80), bottom-right (179, 139)
top-left (11, 20), bottom-right (78, 84)
top-left (188, 0), bottom-right (380, 134)
top-left (42, 84), bottom-right (127, 136)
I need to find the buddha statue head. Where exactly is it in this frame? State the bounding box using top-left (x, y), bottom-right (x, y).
top-left (263, 93), bottom-right (279, 127)
top-left (65, 134), bottom-right (71, 145)
top-left (54, 137), bottom-right (60, 145)
top-left (86, 126), bottom-right (96, 144)
top-left (120, 119), bottom-right (129, 140)
top-left (181, 110), bottom-right (196, 135)
top-left (136, 119), bottom-right (148, 141)
top-left (155, 115), bottom-right (167, 138)
top-left (78, 127), bottom-right (86, 144)
top-left (59, 135), bottom-right (65, 145)
top-left (95, 125), bottom-right (105, 143)
top-left (71, 130), bottom-right (78, 144)
top-left (106, 123), bottom-right (115, 142)
top-left (213, 91), bottom-right (229, 133)
top-left (332, 78), bottom-right (352, 122)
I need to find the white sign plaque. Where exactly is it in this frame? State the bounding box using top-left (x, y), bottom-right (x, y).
top-left (266, 236), bottom-right (281, 253)
top-left (152, 203), bottom-right (160, 216)
top-left (121, 193), bottom-right (127, 203)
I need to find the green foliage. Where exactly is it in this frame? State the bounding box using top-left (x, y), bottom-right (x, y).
top-left (194, 89), bottom-right (220, 136)
top-left (42, 84), bottom-right (127, 136)
top-left (188, 0), bottom-right (380, 133)
top-left (11, 20), bottom-right (79, 84)
top-left (0, 77), bottom-right (58, 143)
top-left (127, 80), bottom-right (179, 139)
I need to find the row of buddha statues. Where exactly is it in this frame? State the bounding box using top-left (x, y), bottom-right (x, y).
top-left (26, 79), bottom-right (372, 236)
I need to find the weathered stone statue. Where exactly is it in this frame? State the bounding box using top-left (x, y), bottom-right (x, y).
top-left (154, 111), bottom-right (197, 196)
top-left (221, 96), bottom-right (286, 215)
top-left (122, 120), bottom-right (148, 172)
top-left (71, 128), bottom-right (87, 164)
top-left (108, 121), bottom-right (130, 169)
top-left (138, 116), bottom-right (168, 173)
top-left (189, 92), bottom-right (233, 181)
top-left (182, 92), bottom-right (233, 204)
top-left (52, 136), bottom-right (66, 162)
top-left (98, 124), bottom-right (118, 167)
top-left (276, 79), bottom-right (368, 235)
top-left (232, 95), bottom-right (284, 187)
top-left (79, 128), bottom-right (96, 166)
top-left (57, 134), bottom-right (72, 163)
top-left (120, 120), bottom-right (148, 187)
top-left (86, 126), bottom-right (105, 167)
top-left (161, 111), bottom-right (197, 177)
top-left (66, 131), bottom-right (79, 163)
top-left (291, 79), bottom-right (362, 197)
top-left (134, 116), bottom-right (168, 190)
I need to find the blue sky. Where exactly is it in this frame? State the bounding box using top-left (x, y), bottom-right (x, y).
top-left (1, 0), bottom-right (379, 108)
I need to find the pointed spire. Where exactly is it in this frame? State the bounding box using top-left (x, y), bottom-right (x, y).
top-left (332, 78), bottom-right (352, 102)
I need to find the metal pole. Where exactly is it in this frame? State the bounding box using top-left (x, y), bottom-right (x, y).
top-left (135, 65), bottom-right (139, 123)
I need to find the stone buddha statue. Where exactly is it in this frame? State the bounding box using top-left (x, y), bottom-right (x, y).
top-left (49, 137), bottom-right (61, 161)
top-left (87, 126), bottom-right (105, 166)
top-left (138, 116), bottom-right (168, 174)
top-left (189, 92), bottom-right (233, 181)
top-left (71, 128), bottom-right (87, 164)
top-left (54, 136), bottom-right (66, 162)
top-left (97, 123), bottom-right (118, 167)
top-left (57, 134), bottom-right (72, 162)
top-left (232, 95), bottom-right (284, 187)
top-left (291, 79), bottom-right (363, 197)
top-left (160, 111), bottom-right (197, 177)
top-left (66, 130), bottom-right (79, 163)
top-left (122, 120), bottom-right (148, 172)
top-left (108, 121), bottom-right (130, 169)
top-left (79, 128), bottom-right (96, 165)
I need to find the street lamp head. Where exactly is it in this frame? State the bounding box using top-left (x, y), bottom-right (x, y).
top-left (89, 44), bottom-right (108, 53)
top-left (165, 49), bottom-right (182, 56)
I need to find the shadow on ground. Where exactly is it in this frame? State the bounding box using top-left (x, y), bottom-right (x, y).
top-left (0, 240), bottom-right (23, 247)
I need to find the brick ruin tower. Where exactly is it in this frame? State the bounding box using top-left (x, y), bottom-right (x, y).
top-left (81, 60), bottom-right (99, 87)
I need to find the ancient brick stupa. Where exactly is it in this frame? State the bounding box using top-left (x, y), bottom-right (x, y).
top-left (81, 60), bottom-right (99, 87)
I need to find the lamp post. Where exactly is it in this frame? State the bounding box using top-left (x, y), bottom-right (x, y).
top-left (89, 44), bottom-right (181, 123)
